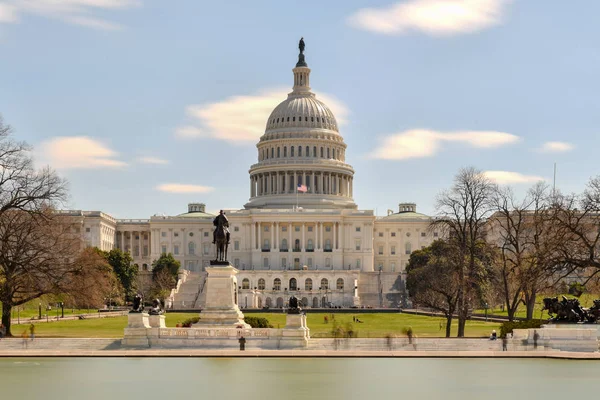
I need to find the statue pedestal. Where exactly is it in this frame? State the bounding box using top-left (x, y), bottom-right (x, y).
top-left (280, 313), bottom-right (310, 348)
top-left (194, 263), bottom-right (250, 328)
top-left (123, 312), bottom-right (151, 347)
top-left (148, 314), bottom-right (166, 328)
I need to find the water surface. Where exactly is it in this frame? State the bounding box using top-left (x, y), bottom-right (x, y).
top-left (1, 357), bottom-right (598, 400)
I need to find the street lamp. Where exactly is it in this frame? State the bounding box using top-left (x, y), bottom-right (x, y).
top-left (484, 302), bottom-right (489, 322)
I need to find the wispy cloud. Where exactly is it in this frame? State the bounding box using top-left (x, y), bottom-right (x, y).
top-left (156, 184), bottom-right (215, 194)
top-left (38, 136), bottom-right (127, 169)
top-left (177, 87), bottom-right (349, 144)
top-left (368, 129), bottom-right (519, 160)
top-left (538, 141), bottom-right (574, 153)
top-left (1, 0), bottom-right (142, 31)
top-left (136, 156), bottom-right (169, 165)
top-left (347, 0), bottom-right (511, 36)
top-left (484, 171), bottom-right (544, 184)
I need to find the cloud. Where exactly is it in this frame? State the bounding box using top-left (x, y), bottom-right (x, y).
top-left (368, 129), bottom-right (519, 160)
top-left (1, 0), bottom-right (142, 31)
top-left (136, 156), bottom-right (169, 165)
top-left (0, 3), bottom-right (18, 23)
top-left (538, 141), bottom-right (574, 153)
top-left (38, 136), bottom-right (127, 169)
top-left (156, 184), bottom-right (215, 194)
top-left (484, 171), bottom-right (545, 184)
top-left (179, 87), bottom-right (349, 144)
top-left (174, 126), bottom-right (208, 139)
top-left (348, 0), bottom-right (511, 36)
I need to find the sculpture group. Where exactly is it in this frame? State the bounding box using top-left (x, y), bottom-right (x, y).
top-left (542, 296), bottom-right (600, 323)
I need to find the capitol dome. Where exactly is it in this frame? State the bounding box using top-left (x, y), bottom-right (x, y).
top-left (244, 39), bottom-right (356, 210)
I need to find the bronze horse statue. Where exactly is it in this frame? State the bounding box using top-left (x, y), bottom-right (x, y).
top-left (214, 220), bottom-right (229, 262)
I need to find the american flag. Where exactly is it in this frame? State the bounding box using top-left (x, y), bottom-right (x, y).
top-left (297, 183), bottom-right (307, 193)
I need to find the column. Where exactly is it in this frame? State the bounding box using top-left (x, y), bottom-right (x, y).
top-left (251, 222), bottom-right (256, 249)
top-left (350, 177), bottom-right (353, 197)
top-left (337, 175), bottom-right (341, 195)
top-left (181, 228), bottom-right (186, 256)
top-left (120, 231), bottom-right (124, 251)
top-left (288, 222), bottom-right (292, 250)
top-left (333, 223), bottom-right (337, 250)
top-left (294, 171), bottom-right (297, 190)
top-left (270, 222), bottom-right (274, 249)
top-left (302, 171), bottom-right (306, 188)
top-left (258, 222), bottom-right (262, 249)
top-left (275, 223), bottom-right (279, 249)
top-left (320, 173), bottom-right (324, 194)
top-left (138, 231), bottom-right (142, 257)
top-left (319, 223), bottom-right (324, 249)
top-left (301, 223), bottom-right (305, 251)
top-left (329, 174), bottom-right (332, 195)
top-left (316, 222), bottom-right (319, 250)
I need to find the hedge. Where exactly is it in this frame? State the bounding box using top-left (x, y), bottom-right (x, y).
top-left (500, 319), bottom-right (545, 338)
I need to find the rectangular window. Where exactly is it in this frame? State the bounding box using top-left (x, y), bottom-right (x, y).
top-left (325, 258), bottom-right (331, 268)
top-left (391, 232), bottom-right (396, 237)
top-left (308, 258), bottom-right (313, 267)
top-left (264, 225), bottom-right (269, 232)
top-left (421, 232), bottom-right (426, 237)
top-left (378, 246), bottom-right (383, 255)
top-left (355, 227), bottom-right (361, 232)
top-left (161, 245), bottom-right (167, 254)
top-left (281, 258), bottom-right (287, 268)
top-left (295, 226), bottom-right (300, 232)
top-left (234, 226), bottom-right (239, 232)
top-left (355, 240), bottom-right (361, 251)
top-left (203, 243), bottom-right (209, 255)
top-left (174, 245), bottom-right (179, 255)
top-left (282, 226), bottom-right (287, 232)
top-left (391, 262), bottom-right (396, 272)
top-left (204, 232), bottom-right (209, 237)
top-left (143, 246), bottom-right (148, 256)
top-left (356, 259), bottom-right (361, 268)
top-left (86, 227), bottom-right (91, 233)
top-left (174, 233), bottom-right (179, 237)
top-left (234, 241), bottom-right (240, 251)
top-left (234, 258), bottom-right (240, 268)
top-left (378, 232), bottom-right (383, 237)
top-left (326, 226), bottom-right (331, 232)
top-left (391, 246), bottom-right (396, 255)
top-left (263, 258), bottom-right (269, 269)
top-left (308, 226), bottom-right (313, 232)
top-left (161, 232), bottom-right (166, 237)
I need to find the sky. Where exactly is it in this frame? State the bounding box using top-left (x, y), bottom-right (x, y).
top-left (1, 0), bottom-right (599, 218)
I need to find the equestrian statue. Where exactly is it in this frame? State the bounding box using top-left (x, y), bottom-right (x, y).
top-left (212, 210), bottom-right (230, 262)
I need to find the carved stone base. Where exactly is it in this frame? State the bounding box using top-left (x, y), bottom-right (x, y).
top-left (148, 314), bottom-right (166, 328)
top-left (123, 312), bottom-right (151, 346)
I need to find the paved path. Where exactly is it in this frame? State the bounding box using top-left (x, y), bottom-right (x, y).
top-left (0, 348), bottom-right (599, 359)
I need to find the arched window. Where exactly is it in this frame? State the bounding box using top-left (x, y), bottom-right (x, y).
top-left (142, 263), bottom-right (148, 271)
top-left (281, 238), bottom-right (288, 250)
top-left (305, 278), bottom-right (313, 291)
top-left (277, 147), bottom-right (280, 158)
top-left (298, 146), bottom-right (302, 157)
top-left (405, 242), bottom-right (412, 255)
top-left (266, 149), bottom-right (268, 159)
top-left (306, 146), bottom-right (309, 156)
top-left (266, 297), bottom-right (272, 307)
top-left (277, 297), bottom-right (284, 308)
top-left (291, 146), bottom-right (295, 157)
top-left (284, 146), bottom-right (287, 157)
top-left (258, 278), bottom-right (265, 290)
top-left (271, 148), bottom-right (274, 158)
top-left (274, 278), bottom-right (281, 291)
top-left (307, 239), bottom-right (314, 250)
top-left (332, 148), bottom-right (336, 159)
top-left (289, 278), bottom-right (297, 291)
top-left (242, 278), bottom-right (250, 290)
top-left (321, 278), bottom-right (329, 290)
top-left (320, 147), bottom-right (324, 158)
top-left (294, 239), bottom-right (301, 251)
top-left (312, 297), bottom-right (319, 308)
top-left (313, 146), bottom-right (317, 157)
top-left (325, 239), bottom-right (331, 251)
top-left (301, 297), bottom-right (308, 307)
top-left (336, 278), bottom-right (344, 290)
top-left (327, 148), bottom-right (330, 159)
top-left (188, 242), bottom-right (195, 254)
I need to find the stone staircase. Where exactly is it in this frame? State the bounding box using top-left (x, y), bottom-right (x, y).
top-left (172, 272), bottom-right (207, 309)
top-left (0, 338), bottom-right (121, 351)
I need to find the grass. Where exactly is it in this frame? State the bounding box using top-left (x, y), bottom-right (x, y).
top-left (474, 293), bottom-right (600, 319)
top-left (6, 312), bottom-right (500, 338)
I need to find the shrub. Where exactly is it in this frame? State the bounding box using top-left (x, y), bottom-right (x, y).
top-left (244, 316), bottom-right (273, 328)
top-left (499, 320), bottom-right (545, 338)
top-left (181, 317), bottom-right (199, 327)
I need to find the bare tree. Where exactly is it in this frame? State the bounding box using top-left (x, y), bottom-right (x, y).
top-left (433, 167), bottom-right (496, 337)
top-left (0, 208), bottom-right (88, 336)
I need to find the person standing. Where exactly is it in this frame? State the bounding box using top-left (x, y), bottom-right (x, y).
top-left (29, 323), bottom-right (35, 341)
top-left (533, 330), bottom-right (539, 350)
top-left (502, 336), bottom-right (508, 351)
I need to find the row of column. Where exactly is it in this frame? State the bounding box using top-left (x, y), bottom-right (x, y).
top-left (119, 230), bottom-right (150, 257)
top-left (249, 222), bottom-right (342, 251)
top-left (250, 171), bottom-right (353, 198)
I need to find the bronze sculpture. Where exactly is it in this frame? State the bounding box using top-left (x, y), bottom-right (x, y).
top-left (542, 296), bottom-right (599, 323)
top-left (213, 210), bottom-right (230, 262)
top-left (288, 295), bottom-right (302, 314)
top-left (131, 293), bottom-right (144, 313)
top-left (296, 37), bottom-right (307, 68)
top-left (299, 37), bottom-right (305, 54)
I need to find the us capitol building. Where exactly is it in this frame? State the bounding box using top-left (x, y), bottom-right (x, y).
top-left (62, 42), bottom-right (440, 308)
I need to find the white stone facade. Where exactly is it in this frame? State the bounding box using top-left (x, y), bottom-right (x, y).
top-left (63, 48), bottom-right (443, 307)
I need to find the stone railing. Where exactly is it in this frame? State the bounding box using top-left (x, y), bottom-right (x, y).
top-left (158, 328), bottom-right (277, 339)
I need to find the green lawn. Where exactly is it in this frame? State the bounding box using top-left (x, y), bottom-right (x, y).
top-left (6, 312), bottom-right (500, 338)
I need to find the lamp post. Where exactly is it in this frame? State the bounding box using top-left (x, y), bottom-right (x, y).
top-left (38, 303), bottom-right (42, 320)
top-left (484, 302), bottom-right (489, 322)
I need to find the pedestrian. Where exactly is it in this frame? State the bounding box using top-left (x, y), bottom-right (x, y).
top-left (353, 316), bottom-right (356, 322)
top-left (324, 316), bottom-right (328, 324)
top-left (29, 323), bottom-right (35, 341)
top-left (502, 336), bottom-right (507, 351)
top-left (533, 330), bottom-right (539, 350)
top-left (490, 330), bottom-right (497, 340)
top-left (21, 330), bottom-right (28, 349)
top-left (238, 336), bottom-right (246, 351)
top-left (0, 323), bottom-right (5, 340)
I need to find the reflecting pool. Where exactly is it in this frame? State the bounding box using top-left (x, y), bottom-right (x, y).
top-left (1, 357), bottom-right (598, 400)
